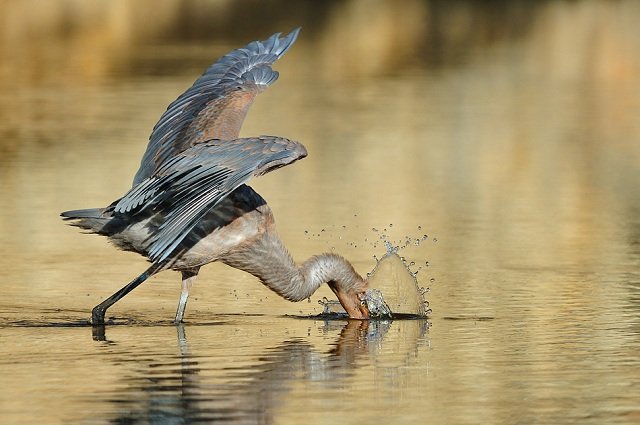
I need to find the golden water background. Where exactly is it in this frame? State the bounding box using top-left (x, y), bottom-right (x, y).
top-left (1, 1), bottom-right (639, 424)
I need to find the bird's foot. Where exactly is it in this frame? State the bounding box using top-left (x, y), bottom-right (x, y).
top-left (91, 306), bottom-right (106, 325)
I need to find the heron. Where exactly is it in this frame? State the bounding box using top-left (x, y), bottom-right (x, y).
top-left (61, 28), bottom-right (371, 324)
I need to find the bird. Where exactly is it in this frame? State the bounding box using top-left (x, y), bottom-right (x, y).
top-left (61, 28), bottom-right (370, 325)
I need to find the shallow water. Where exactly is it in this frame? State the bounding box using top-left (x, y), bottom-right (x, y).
top-left (1, 1), bottom-right (640, 424)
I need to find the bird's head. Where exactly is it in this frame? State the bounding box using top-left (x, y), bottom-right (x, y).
top-left (330, 281), bottom-right (370, 319)
top-left (329, 279), bottom-right (392, 319)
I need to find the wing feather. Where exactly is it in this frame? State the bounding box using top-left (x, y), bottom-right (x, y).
top-left (116, 136), bottom-right (307, 263)
top-left (133, 28), bottom-right (301, 186)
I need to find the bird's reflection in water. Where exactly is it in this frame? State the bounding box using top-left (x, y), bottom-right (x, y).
top-left (98, 320), bottom-right (428, 424)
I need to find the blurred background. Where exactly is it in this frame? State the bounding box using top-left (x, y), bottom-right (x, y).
top-left (0, 1), bottom-right (639, 423)
top-left (1, 0), bottom-right (638, 316)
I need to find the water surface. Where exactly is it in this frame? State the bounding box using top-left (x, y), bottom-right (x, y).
top-left (1, 1), bottom-right (639, 424)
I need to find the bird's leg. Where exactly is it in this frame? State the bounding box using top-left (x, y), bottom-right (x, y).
top-left (91, 263), bottom-right (162, 325)
top-left (174, 269), bottom-right (199, 323)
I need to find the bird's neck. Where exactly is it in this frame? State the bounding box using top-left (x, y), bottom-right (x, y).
top-left (221, 231), bottom-right (366, 302)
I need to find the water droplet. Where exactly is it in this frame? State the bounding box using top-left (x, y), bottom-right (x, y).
top-left (418, 225), bottom-right (422, 230)
top-left (372, 227), bottom-right (379, 232)
top-left (430, 278), bottom-right (436, 282)
top-left (383, 240), bottom-right (398, 254)
top-left (304, 230), bottom-right (309, 234)
top-left (307, 297), bottom-right (311, 303)
top-left (433, 238), bottom-right (438, 243)
top-left (389, 223), bottom-right (393, 227)
top-left (422, 235), bottom-right (428, 240)
top-left (425, 261), bottom-right (430, 267)
top-left (409, 261), bottom-right (415, 266)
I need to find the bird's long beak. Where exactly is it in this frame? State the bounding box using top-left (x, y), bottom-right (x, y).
top-left (330, 285), bottom-right (369, 319)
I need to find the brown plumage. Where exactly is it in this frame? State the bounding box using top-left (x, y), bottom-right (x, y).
top-left (61, 29), bottom-right (370, 324)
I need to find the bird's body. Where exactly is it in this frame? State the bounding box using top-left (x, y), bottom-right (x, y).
top-left (62, 29), bottom-right (370, 324)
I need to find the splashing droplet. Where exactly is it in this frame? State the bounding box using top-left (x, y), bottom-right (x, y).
top-left (318, 298), bottom-right (344, 315)
top-left (383, 240), bottom-right (398, 254)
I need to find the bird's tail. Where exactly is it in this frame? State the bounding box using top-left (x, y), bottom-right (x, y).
top-left (61, 208), bottom-right (110, 233)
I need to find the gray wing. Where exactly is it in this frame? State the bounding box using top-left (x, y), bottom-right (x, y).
top-left (116, 136), bottom-right (307, 263)
top-left (132, 28), bottom-right (301, 186)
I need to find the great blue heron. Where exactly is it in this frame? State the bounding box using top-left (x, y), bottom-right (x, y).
top-left (61, 28), bottom-right (371, 324)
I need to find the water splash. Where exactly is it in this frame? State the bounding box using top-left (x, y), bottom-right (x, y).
top-left (367, 252), bottom-right (430, 317)
top-left (318, 289), bottom-right (392, 319)
top-left (361, 288), bottom-right (393, 318)
top-left (318, 297), bottom-right (343, 315)
top-left (318, 252), bottom-right (431, 319)
top-left (307, 223), bottom-right (433, 319)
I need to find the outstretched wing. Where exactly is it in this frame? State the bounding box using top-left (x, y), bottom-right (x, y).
top-left (116, 136), bottom-right (307, 263)
top-left (133, 28), bottom-right (301, 186)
